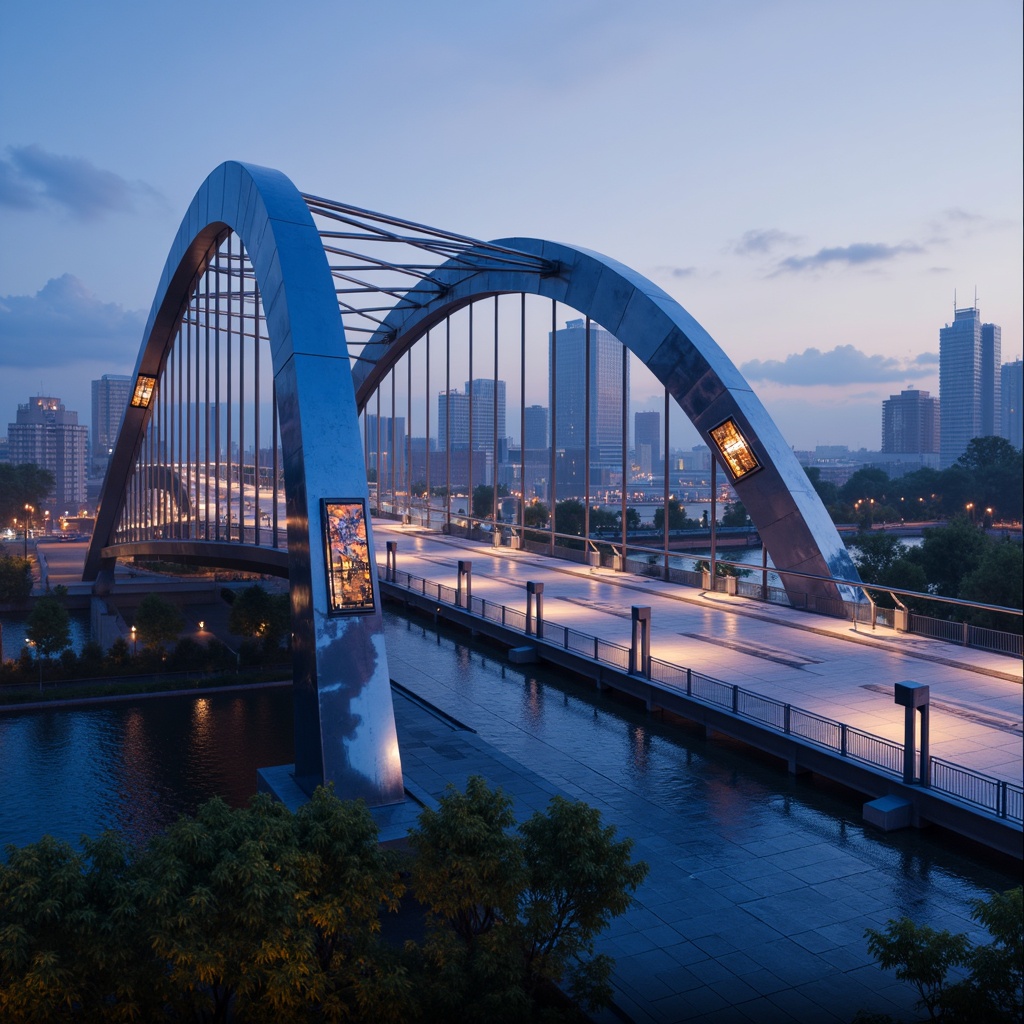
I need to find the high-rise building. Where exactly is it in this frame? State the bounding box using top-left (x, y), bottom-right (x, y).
top-left (523, 404), bottom-right (548, 450)
top-left (939, 305), bottom-right (1001, 467)
top-left (436, 380), bottom-right (506, 456)
top-left (91, 374), bottom-right (132, 474)
top-left (634, 411), bottom-right (661, 475)
top-left (1001, 359), bottom-right (1023, 450)
top-left (549, 318), bottom-right (628, 468)
top-left (364, 414), bottom-right (406, 487)
top-left (7, 395), bottom-right (88, 510)
top-left (881, 389), bottom-right (939, 454)
top-left (466, 378), bottom-right (506, 456)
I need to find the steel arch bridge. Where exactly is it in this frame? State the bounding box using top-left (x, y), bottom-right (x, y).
top-left (84, 161), bottom-right (859, 806)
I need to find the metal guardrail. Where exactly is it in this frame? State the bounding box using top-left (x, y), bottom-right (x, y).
top-left (382, 562), bottom-right (1023, 825)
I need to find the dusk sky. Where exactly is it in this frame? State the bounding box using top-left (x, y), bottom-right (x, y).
top-left (1, 0), bottom-right (1021, 452)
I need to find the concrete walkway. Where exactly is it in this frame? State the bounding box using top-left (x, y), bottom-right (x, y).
top-left (376, 522), bottom-right (1023, 787)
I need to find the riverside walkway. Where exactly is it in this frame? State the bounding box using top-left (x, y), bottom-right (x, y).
top-left (374, 522), bottom-right (1023, 791)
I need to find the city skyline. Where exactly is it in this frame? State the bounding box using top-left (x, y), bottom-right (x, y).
top-left (1, 2), bottom-right (1020, 451)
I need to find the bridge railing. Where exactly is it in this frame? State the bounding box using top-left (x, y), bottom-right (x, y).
top-left (381, 562), bottom-right (1023, 825)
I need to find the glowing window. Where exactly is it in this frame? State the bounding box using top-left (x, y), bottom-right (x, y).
top-left (130, 374), bottom-right (157, 408)
top-left (322, 499), bottom-right (375, 614)
top-left (709, 419), bottom-right (761, 481)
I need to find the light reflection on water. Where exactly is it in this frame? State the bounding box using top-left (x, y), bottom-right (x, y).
top-left (0, 605), bottom-right (1015, 931)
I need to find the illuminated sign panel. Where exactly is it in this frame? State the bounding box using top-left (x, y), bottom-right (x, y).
top-left (709, 418), bottom-right (761, 481)
top-left (130, 374), bottom-right (157, 408)
top-left (322, 499), bottom-right (375, 614)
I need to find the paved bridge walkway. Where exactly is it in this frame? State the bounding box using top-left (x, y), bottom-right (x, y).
top-left (375, 522), bottom-right (1023, 788)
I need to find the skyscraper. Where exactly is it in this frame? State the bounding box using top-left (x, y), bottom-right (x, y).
top-left (436, 380), bottom-right (506, 456)
top-left (549, 318), bottom-right (628, 468)
top-left (1001, 359), bottom-right (1023, 450)
top-left (523, 405), bottom-right (548, 450)
top-left (881, 389), bottom-right (939, 454)
top-left (634, 410), bottom-right (661, 475)
top-left (7, 395), bottom-right (88, 510)
top-left (91, 374), bottom-right (132, 474)
top-left (939, 305), bottom-right (1001, 467)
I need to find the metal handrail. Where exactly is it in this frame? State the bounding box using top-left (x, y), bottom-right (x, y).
top-left (380, 562), bottom-right (1023, 825)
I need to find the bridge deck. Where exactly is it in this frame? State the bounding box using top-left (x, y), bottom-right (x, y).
top-left (373, 522), bottom-right (1023, 788)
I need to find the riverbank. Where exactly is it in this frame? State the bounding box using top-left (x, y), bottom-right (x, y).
top-left (0, 670), bottom-right (290, 711)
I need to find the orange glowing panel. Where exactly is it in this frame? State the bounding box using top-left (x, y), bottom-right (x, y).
top-left (322, 499), bottom-right (375, 614)
top-left (130, 374), bottom-right (157, 408)
top-left (709, 419), bottom-right (761, 481)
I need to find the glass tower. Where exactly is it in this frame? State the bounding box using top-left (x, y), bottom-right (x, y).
top-left (939, 306), bottom-right (1001, 467)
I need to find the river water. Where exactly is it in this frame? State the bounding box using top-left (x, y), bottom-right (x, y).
top-left (0, 605), bottom-right (1014, 923)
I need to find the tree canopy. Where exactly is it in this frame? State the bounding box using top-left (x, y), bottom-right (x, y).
top-left (0, 464), bottom-right (55, 528)
top-left (1, 778), bottom-right (647, 1022)
top-left (132, 594), bottom-right (184, 651)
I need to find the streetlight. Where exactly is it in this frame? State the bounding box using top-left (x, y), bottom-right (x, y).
top-left (23, 504), bottom-right (33, 558)
top-left (130, 624), bottom-right (137, 657)
top-left (25, 638), bottom-right (41, 693)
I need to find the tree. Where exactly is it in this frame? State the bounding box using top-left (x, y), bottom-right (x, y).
top-left (958, 539), bottom-right (1023, 627)
top-left (720, 501), bottom-right (750, 527)
top-left (409, 776), bottom-right (648, 1020)
top-left (915, 517), bottom-right (988, 600)
top-left (132, 594), bottom-right (184, 651)
top-left (653, 498), bottom-right (691, 531)
top-left (472, 483), bottom-right (509, 520)
top-left (0, 554), bottom-right (33, 604)
top-left (27, 592), bottom-right (71, 660)
top-left (554, 498), bottom-right (586, 537)
top-left (0, 831), bottom-right (161, 1022)
top-left (840, 466), bottom-right (890, 504)
top-left (228, 584), bottom-right (290, 647)
top-left (616, 506), bottom-right (641, 532)
top-left (861, 886), bottom-right (1022, 1024)
top-left (140, 794), bottom-right (317, 1021)
top-left (956, 435), bottom-right (1020, 473)
top-left (523, 500), bottom-right (549, 528)
top-left (850, 532), bottom-right (929, 606)
top-left (0, 464), bottom-right (55, 529)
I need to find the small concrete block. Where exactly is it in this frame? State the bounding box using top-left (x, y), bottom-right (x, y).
top-left (509, 646), bottom-right (538, 664)
top-left (863, 795), bottom-right (912, 831)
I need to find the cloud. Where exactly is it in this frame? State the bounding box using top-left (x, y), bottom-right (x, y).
top-left (0, 275), bottom-right (144, 368)
top-left (733, 228), bottom-right (800, 256)
top-left (774, 241), bottom-right (923, 273)
top-left (0, 145), bottom-right (161, 220)
top-left (656, 265), bottom-right (696, 279)
top-left (740, 344), bottom-right (935, 386)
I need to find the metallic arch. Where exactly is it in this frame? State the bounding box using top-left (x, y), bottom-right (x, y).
top-left (353, 239), bottom-right (859, 596)
top-left (85, 161), bottom-right (403, 806)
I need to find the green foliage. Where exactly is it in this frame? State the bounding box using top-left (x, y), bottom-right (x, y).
top-left (0, 554), bottom-right (33, 604)
top-left (840, 466), bottom-right (890, 504)
top-left (523, 501), bottom-right (549, 529)
top-left (915, 517), bottom-right (989, 600)
top-left (850, 532), bottom-right (929, 607)
top-left (618, 506), bottom-right (641, 532)
top-left (863, 886), bottom-right (1022, 1024)
top-left (27, 592), bottom-right (71, 659)
top-left (472, 483), bottom-right (509, 520)
top-left (132, 594), bottom-right (184, 651)
top-left (227, 584), bottom-right (290, 646)
top-left (720, 501), bottom-right (750, 528)
top-left (653, 498), bottom-right (693, 531)
top-left (958, 539), bottom-right (1024, 625)
top-left (0, 464), bottom-right (55, 528)
top-left (1, 779), bottom-right (642, 1021)
top-left (409, 775), bottom-right (647, 1020)
top-left (0, 831), bottom-right (161, 1022)
top-left (554, 498), bottom-right (586, 537)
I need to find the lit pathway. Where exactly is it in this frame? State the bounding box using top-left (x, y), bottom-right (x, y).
top-left (375, 522), bottom-right (1023, 786)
